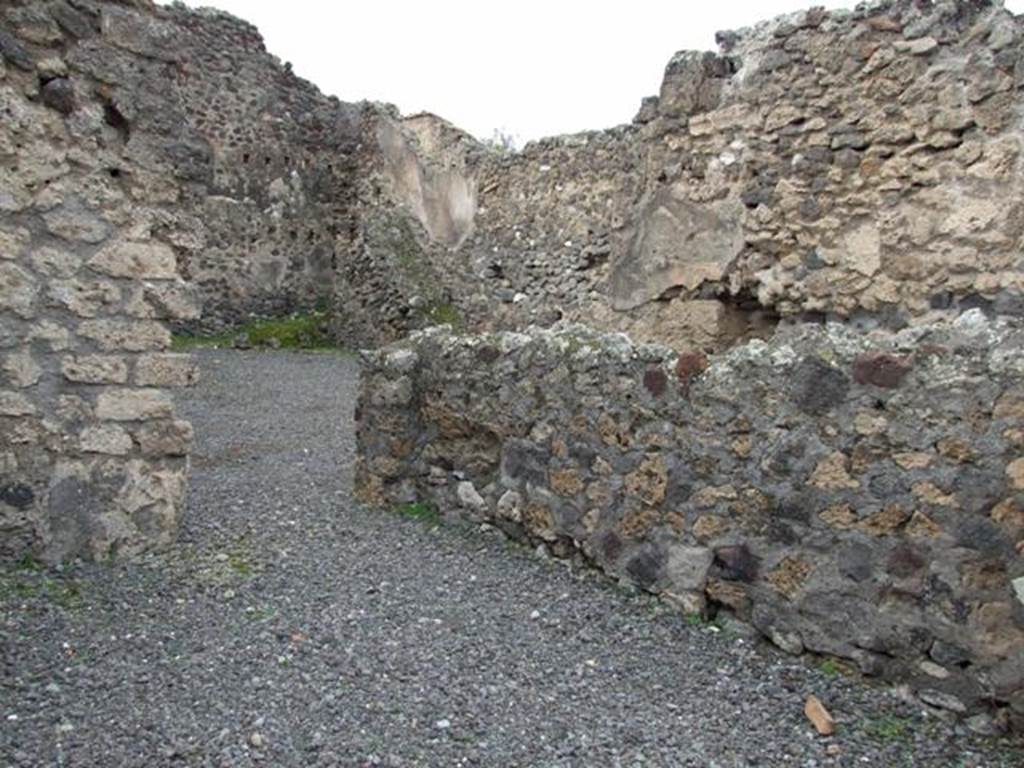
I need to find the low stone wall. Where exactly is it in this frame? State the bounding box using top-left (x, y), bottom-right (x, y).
top-left (355, 314), bottom-right (1024, 727)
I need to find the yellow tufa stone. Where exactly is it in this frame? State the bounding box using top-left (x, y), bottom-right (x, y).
top-left (912, 481), bottom-right (959, 508)
top-left (619, 507), bottom-right (660, 539)
top-left (893, 452), bottom-right (933, 470)
top-left (693, 514), bottom-right (730, 541)
top-left (905, 511), bottom-right (943, 539)
top-left (523, 502), bottom-right (557, 541)
top-left (690, 484), bottom-right (738, 509)
top-left (809, 452), bottom-right (860, 490)
top-left (549, 467), bottom-right (584, 497)
top-left (936, 437), bottom-right (974, 464)
top-left (768, 556), bottom-right (814, 599)
top-left (731, 434), bottom-right (753, 458)
top-left (623, 454), bottom-right (668, 507)
top-left (990, 498), bottom-right (1024, 538)
top-left (1006, 458), bottom-right (1024, 491)
top-left (819, 503), bottom-right (857, 530)
top-left (858, 505), bottom-right (911, 536)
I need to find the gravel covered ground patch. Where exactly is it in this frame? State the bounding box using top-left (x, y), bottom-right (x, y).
top-left (2, 349), bottom-right (1022, 767)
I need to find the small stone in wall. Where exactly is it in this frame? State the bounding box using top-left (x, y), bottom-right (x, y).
top-left (0, 29), bottom-right (34, 71)
top-left (905, 511), bottom-right (942, 539)
top-left (41, 78), bottom-right (76, 115)
top-left (137, 420), bottom-right (193, 457)
top-left (674, 352), bottom-right (707, 390)
top-left (937, 437), bottom-right (974, 463)
top-left (691, 483), bottom-right (738, 508)
top-left (852, 353), bottom-right (910, 389)
top-left (912, 481), bottom-right (958, 508)
top-left (0, 263), bottom-right (38, 319)
top-left (853, 411), bottom-right (888, 437)
top-left (78, 320), bottom-right (171, 352)
top-left (1006, 458), bottom-right (1024, 491)
top-left (135, 354), bottom-right (198, 387)
top-left (2, 350), bottom-right (41, 388)
top-left (42, 202), bottom-right (109, 245)
top-left (456, 481), bottom-right (487, 514)
top-left (619, 507), bottom-right (659, 538)
top-left (809, 452), bottom-right (859, 491)
top-left (993, 391), bottom-right (1024, 420)
top-left (792, 357), bottom-right (850, 416)
top-left (665, 545), bottom-right (713, 593)
top-left (88, 241), bottom-right (179, 280)
top-left (893, 452), bottom-right (933, 470)
top-left (0, 391), bottom-right (36, 416)
top-left (819, 503), bottom-right (857, 530)
top-left (858, 505), bottom-right (911, 536)
top-left (549, 468), bottom-right (584, 497)
top-left (0, 483), bottom-right (34, 509)
top-left (62, 355), bottom-right (128, 384)
top-left (989, 498), bottom-right (1023, 538)
top-left (95, 389), bottom-right (174, 421)
top-left (523, 501), bottom-right (557, 541)
top-left (714, 544), bottom-right (759, 583)
top-left (623, 455), bottom-right (668, 507)
top-left (693, 514), bottom-right (729, 541)
top-left (79, 425), bottom-right (132, 456)
top-left (496, 489), bottom-right (522, 522)
top-left (767, 555), bottom-right (813, 598)
top-left (643, 367), bottom-right (667, 397)
top-left (731, 434), bottom-right (753, 458)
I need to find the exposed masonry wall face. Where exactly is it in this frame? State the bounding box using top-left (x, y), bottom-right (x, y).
top-left (360, 0), bottom-right (1024, 351)
top-left (0, 0), bottom-right (377, 559)
top-left (4, 0), bottom-right (369, 336)
top-left (355, 315), bottom-right (1024, 726)
top-left (0, 1), bottom-right (200, 561)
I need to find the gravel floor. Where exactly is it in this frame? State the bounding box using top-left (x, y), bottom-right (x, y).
top-left (2, 349), bottom-right (1022, 767)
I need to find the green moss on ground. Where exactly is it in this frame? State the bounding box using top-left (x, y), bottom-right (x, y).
top-left (394, 502), bottom-right (440, 524)
top-left (172, 311), bottom-right (345, 352)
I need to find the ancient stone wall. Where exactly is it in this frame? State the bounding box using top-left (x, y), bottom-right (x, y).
top-left (365, 0), bottom-right (1024, 353)
top-left (2, 0), bottom-right (373, 337)
top-left (355, 314), bottom-right (1024, 727)
top-left (0, 2), bottom-right (198, 561)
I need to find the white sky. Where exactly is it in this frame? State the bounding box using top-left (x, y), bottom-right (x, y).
top-left (160, 0), bottom-right (1024, 143)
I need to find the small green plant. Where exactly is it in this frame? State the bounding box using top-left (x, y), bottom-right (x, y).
top-left (15, 553), bottom-right (41, 572)
top-left (685, 612), bottom-right (705, 627)
top-left (424, 302), bottom-right (462, 329)
top-left (227, 553), bottom-right (252, 577)
top-left (863, 715), bottom-right (910, 742)
top-left (172, 310), bottom-right (341, 351)
top-left (395, 502), bottom-right (440, 524)
top-left (0, 572), bottom-right (84, 609)
top-left (819, 658), bottom-right (840, 676)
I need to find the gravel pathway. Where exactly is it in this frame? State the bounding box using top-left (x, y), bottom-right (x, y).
top-left (2, 349), bottom-right (1022, 767)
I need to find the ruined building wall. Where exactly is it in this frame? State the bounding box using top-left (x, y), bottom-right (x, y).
top-left (160, 5), bottom-right (364, 331)
top-left (0, 2), bottom-right (198, 562)
top-left (355, 316), bottom-right (1024, 727)
top-left (95, 1), bottom-right (365, 332)
top-left (0, 0), bottom-right (412, 560)
top-left (364, 0), bottom-right (1024, 352)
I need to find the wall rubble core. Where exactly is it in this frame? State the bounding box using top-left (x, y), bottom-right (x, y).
top-left (355, 314), bottom-right (1024, 728)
